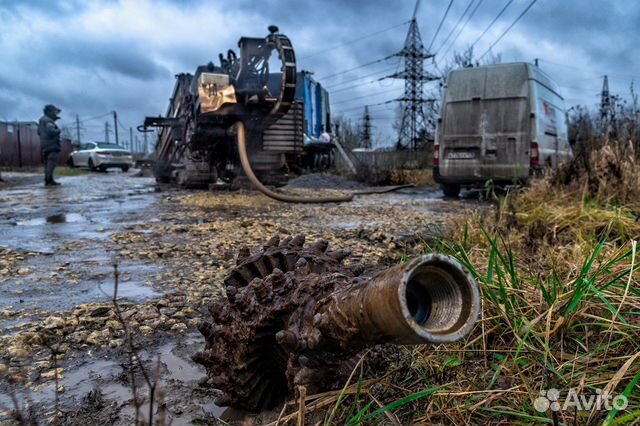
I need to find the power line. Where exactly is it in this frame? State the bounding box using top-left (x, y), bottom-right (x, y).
top-left (299, 21), bottom-right (410, 60)
top-left (467, 0), bottom-right (514, 51)
top-left (538, 59), bottom-right (640, 80)
top-left (341, 103), bottom-right (396, 114)
top-left (479, 0), bottom-right (538, 59)
top-left (427, 0), bottom-right (454, 51)
top-left (330, 80), bottom-right (380, 95)
top-left (434, 0), bottom-right (475, 54)
top-left (117, 117), bottom-right (128, 132)
top-left (60, 111), bottom-right (113, 127)
top-left (334, 99), bottom-right (396, 114)
top-left (318, 55), bottom-right (396, 80)
top-left (438, 0), bottom-right (485, 59)
top-left (341, 105), bottom-right (396, 118)
top-left (329, 76), bottom-right (402, 95)
top-left (332, 87), bottom-right (401, 106)
top-left (325, 66), bottom-right (398, 89)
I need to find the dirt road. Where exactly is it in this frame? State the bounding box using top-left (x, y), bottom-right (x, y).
top-left (0, 171), bottom-right (482, 424)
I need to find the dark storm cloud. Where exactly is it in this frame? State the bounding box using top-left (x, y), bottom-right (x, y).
top-left (54, 38), bottom-right (170, 80)
top-left (0, 0), bottom-right (638, 145)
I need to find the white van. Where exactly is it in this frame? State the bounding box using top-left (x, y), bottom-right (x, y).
top-left (434, 62), bottom-right (572, 196)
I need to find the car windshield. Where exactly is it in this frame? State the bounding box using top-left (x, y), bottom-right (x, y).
top-left (96, 143), bottom-right (123, 149)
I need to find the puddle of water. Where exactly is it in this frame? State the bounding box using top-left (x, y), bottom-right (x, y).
top-left (0, 317), bottom-right (33, 334)
top-left (47, 213), bottom-right (66, 224)
top-left (95, 280), bottom-right (162, 302)
top-left (0, 260), bottom-right (163, 329)
top-left (101, 382), bottom-right (131, 402)
top-left (115, 338), bottom-right (223, 424)
top-left (16, 213), bottom-right (87, 226)
top-left (0, 336), bottom-right (224, 424)
top-left (332, 219), bottom-right (378, 229)
top-left (159, 345), bottom-right (205, 382)
top-left (0, 358), bottom-right (122, 413)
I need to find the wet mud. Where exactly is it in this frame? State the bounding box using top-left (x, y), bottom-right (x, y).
top-left (0, 171), bottom-right (484, 424)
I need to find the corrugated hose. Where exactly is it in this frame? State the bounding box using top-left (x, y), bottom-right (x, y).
top-left (235, 121), bottom-right (413, 204)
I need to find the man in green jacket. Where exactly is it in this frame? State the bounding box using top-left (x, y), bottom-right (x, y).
top-left (38, 104), bottom-right (62, 186)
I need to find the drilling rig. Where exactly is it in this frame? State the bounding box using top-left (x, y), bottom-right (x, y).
top-left (142, 26), bottom-right (300, 188)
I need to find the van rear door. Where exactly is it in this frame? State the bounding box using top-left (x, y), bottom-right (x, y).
top-left (439, 65), bottom-right (531, 184)
top-left (441, 97), bottom-right (530, 181)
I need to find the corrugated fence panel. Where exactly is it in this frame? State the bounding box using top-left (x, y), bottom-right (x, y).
top-left (0, 122), bottom-right (72, 167)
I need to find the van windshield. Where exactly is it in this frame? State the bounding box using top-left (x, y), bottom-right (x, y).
top-left (444, 98), bottom-right (529, 135)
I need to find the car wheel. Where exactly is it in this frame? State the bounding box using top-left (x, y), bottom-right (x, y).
top-left (88, 158), bottom-right (96, 171)
top-left (442, 184), bottom-right (461, 198)
top-left (121, 166), bottom-right (130, 172)
top-left (67, 157), bottom-right (76, 168)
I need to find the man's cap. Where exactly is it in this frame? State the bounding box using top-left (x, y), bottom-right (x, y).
top-left (44, 104), bottom-right (61, 113)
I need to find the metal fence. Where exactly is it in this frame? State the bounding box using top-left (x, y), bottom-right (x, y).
top-left (0, 122), bottom-right (72, 167)
top-left (335, 149), bottom-right (432, 174)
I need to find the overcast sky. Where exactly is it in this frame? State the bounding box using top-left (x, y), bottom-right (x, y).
top-left (0, 0), bottom-right (638, 147)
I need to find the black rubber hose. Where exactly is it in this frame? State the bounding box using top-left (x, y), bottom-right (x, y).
top-left (236, 121), bottom-right (414, 203)
top-left (236, 121), bottom-right (354, 203)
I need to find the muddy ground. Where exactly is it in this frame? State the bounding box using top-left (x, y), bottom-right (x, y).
top-left (0, 170), bottom-right (483, 425)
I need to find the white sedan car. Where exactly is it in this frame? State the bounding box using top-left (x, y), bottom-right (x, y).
top-left (69, 142), bottom-right (134, 172)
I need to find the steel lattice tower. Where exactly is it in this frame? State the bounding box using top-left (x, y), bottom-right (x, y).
top-left (388, 17), bottom-right (438, 150)
top-left (360, 106), bottom-right (372, 149)
top-left (600, 75), bottom-right (612, 136)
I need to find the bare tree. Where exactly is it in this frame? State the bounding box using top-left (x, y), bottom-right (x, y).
top-left (333, 117), bottom-right (361, 151)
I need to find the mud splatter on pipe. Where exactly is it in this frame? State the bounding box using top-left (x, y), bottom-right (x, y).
top-left (193, 235), bottom-right (480, 411)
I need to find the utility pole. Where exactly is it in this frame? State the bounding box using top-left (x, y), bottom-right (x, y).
top-left (75, 114), bottom-right (81, 144)
top-left (382, 0), bottom-right (438, 150)
top-left (113, 111), bottom-right (119, 146)
top-left (104, 121), bottom-right (110, 143)
top-left (360, 106), bottom-right (372, 149)
top-left (600, 75), bottom-right (611, 137)
top-left (129, 127), bottom-right (134, 153)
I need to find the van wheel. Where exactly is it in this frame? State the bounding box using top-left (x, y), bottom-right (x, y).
top-left (442, 184), bottom-right (461, 198)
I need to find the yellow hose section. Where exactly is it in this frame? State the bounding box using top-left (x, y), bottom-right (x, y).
top-left (236, 121), bottom-right (355, 204)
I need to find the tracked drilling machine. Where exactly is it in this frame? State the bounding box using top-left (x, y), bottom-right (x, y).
top-left (142, 26), bottom-right (299, 188)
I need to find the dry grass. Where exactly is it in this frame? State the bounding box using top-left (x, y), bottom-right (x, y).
top-left (554, 139), bottom-right (640, 208)
top-left (389, 169), bottom-right (436, 187)
top-left (272, 143), bottom-right (640, 425)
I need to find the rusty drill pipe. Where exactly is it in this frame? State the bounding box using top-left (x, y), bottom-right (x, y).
top-left (194, 236), bottom-right (481, 411)
top-left (314, 254), bottom-right (481, 347)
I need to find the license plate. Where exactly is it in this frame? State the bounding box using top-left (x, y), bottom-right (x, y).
top-left (447, 151), bottom-right (476, 160)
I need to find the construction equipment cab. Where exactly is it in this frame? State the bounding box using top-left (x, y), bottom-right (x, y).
top-left (434, 62), bottom-right (572, 197)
